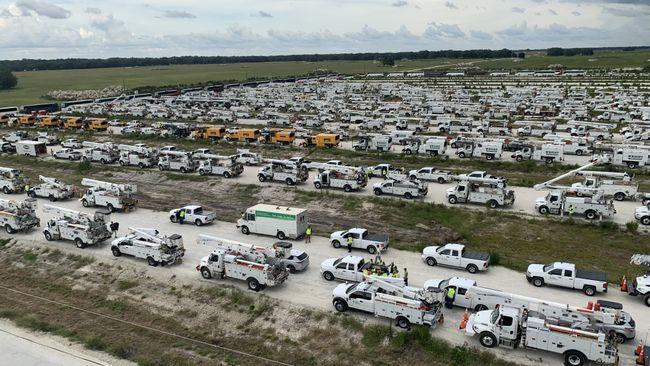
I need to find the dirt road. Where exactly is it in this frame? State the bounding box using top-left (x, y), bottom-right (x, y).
top-left (1, 194), bottom-right (644, 365)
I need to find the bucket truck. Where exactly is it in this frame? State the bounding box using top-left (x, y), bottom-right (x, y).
top-left (196, 154), bottom-right (244, 178)
top-left (117, 144), bottom-right (157, 168)
top-left (0, 167), bottom-right (28, 194)
top-left (196, 235), bottom-right (290, 291)
top-left (42, 205), bottom-right (112, 248)
top-left (157, 151), bottom-right (197, 173)
top-left (27, 176), bottom-right (76, 201)
top-left (80, 178), bottom-right (137, 212)
top-left (111, 227), bottom-right (185, 266)
top-left (0, 198), bottom-right (39, 234)
top-left (624, 254), bottom-right (650, 307)
top-left (446, 177), bottom-right (514, 208)
top-left (569, 171), bottom-right (639, 201)
top-left (81, 141), bottom-right (118, 164)
top-left (257, 159), bottom-right (308, 185)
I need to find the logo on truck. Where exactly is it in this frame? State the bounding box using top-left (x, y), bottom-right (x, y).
top-left (255, 210), bottom-right (295, 221)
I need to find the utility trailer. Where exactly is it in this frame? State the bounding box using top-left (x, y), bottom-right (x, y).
top-left (446, 177), bottom-right (514, 208)
top-left (257, 159), bottom-right (308, 186)
top-left (80, 178), bottom-right (137, 212)
top-left (111, 227), bottom-right (185, 266)
top-left (466, 306), bottom-right (618, 366)
top-left (0, 198), bottom-right (40, 234)
top-left (28, 176), bottom-right (76, 201)
top-left (196, 235), bottom-right (291, 291)
top-left (42, 205), bottom-right (111, 248)
top-left (0, 167), bottom-right (28, 194)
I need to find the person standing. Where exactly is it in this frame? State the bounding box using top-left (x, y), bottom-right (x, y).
top-left (445, 287), bottom-right (456, 309)
top-left (305, 225), bottom-right (312, 243)
top-left (347, 235), bottom-right (353, 253)
top-left (568, 205), bottom-right (575, 217)
top-left (403, 268), bottom-right (409, 286)
top-left (179, 209), bottom-right (185, 224)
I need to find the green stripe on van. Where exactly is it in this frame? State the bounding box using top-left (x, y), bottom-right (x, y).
top-left (256, 210), bottom-right (295, 221)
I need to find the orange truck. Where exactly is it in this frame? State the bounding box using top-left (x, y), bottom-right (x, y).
top-left (0, 114), bottom-right (10, 125)
top-left (17, 114), bottom-right (36, 127)
top-left (194, 126), bottom-right (226, 140)
top-left (303, 133), bottom-right (340, 148)
top-left (63, 116), bottom-right (85, 129)
top-left (225, 128), bottom-right (261, 142)
top-left (260, 129), bottom-right (296, 145)
top-left (35, 116), bottom-right (63, 128)
top-left (87, 118), bottom-right (108, 131)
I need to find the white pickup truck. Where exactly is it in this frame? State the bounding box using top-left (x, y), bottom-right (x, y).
top-left (168, 205), bottom-right (216, 226)
top-left (408, 167), bottom-right (454, 184)
top-left (421, 243), bottom-right (490, 273)
top-left (526, 262), bottom-right (608, 296)
top-left (635, 204), bottom-right (650, 226)
top-left (329, 228), bottom-right (389, 254)
top-left (320, 256), bottom-right (397, 282)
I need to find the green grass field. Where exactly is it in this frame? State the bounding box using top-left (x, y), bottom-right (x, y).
top-left (0, 58), bottom-right (466, 106)
top-left (479, 49), bottom-right (650, 70)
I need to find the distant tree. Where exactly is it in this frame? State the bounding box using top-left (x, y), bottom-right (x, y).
top-left (517, 52), bottom-right (526, 59)
top-left (547, 47), bottom-right (564, 56)
top-left (0, 68), bottom-right (17, 89)
top-left (380, 55), bottom-right (396, 66)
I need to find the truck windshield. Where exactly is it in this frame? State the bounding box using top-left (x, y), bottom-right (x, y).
top-left (543, 264), bottom-right (554, 272)
top-left (194, 207), bottom-right (203, 215)
top-left (490, 310), bottom-right (499, 324)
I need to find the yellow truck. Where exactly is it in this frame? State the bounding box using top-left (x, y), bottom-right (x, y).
top-left (87, 118), bottom-right (108, 131)
top-left (271, 130), bottom-right (296, 145)
top-left (35, 116), bottom-right (63, 128)
top-left (303, 133), bottom-right (340, 148)
top-left (63, 117), bottom-right (85, 129)
top-left (225, 128), bottom-right (261, 142)
top-left (0, 114), bottom-right (10, 125)
top-left (194, 126), bottom-right (226, 140)
top-left (18, 114), bottom-right (36, 127)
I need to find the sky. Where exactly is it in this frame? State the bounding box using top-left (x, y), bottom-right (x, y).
top-left (0, 0), bottom-right (648, 59)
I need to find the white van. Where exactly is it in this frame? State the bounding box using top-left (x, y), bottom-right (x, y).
top-left (237, 204), bottom-right (308, 240)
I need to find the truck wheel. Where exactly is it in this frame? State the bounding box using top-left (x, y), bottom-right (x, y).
top-left (49, 194), bottom-right (56, 202)
top-left (583, 286), bottom-right (596, 296)
top-left (437, 177), bottom-right (446, 184)
top-left (138, 163), bottom-right (145, 169)
top-left (333, 299), bottom-right (348, 312)
top-left (119, 160), bottom-right (126, 166)
top-left (458, 152), bottom-right (465, 158)
top-left (199, 169), bottom-right (206, 176)
top-left (111, 247), bottom-right (121, 257)
top-left (332, 240), bottom-right (341, 249)
top-left (538, 206), bottom-right (549, 215)
top-left (487, 200), bottom-right (498, 209)
top-left (276, 231), bottom-right (286, 240)
top-left (486, 154), bottom-right (494, 161)
top-left (100, 158), bottom-right (107, 164)
top-left (627, 162), bottom-right (638, 169)
top-left (479, 332), bottom-right (497, 348)
top-left (448, 195), bottom-right (458, 204)
top-left (466, 264), bottom-right (478, 274)
top-left (258, 175), bottom-right (266, 182)
top-left (404, 192), bottom-right (413, 199)
top-left (5, 225), bottom-right (15, 234)
top-left (323, 271), bottom-right (335, 281)
top-left (344, 185), bottom-right (352, 192)
top-left (515, 155), bottom-right (523, 162)
top-left (170, 215), bottom-right (177, 223)
top-left (180, 167), bottom-right (187, 173)
top-left (563, 351), bottom-right (586, 366)
top-left (405, 149), bottom-right (412, 155)
top-left (396, 316), bottom-right (410, 329)
top-left (2, 186), bottom-right (10, 194)
top-left (532, 277), bottom-right (544, 287)
top-left (612, 333), bottom-right (627, 344)
top-left (642, 217), bottom-right (650, 226)
top-left (545, 158), bottom-right (553, 164)
top-left (285, 178), bottom-right (294, 186)
top-left (74, 238), bottom-right (85, 249)
top-left (27, 190), bottom-right (36, 198)
top-left (584, 210), bottom-right (597, 220)
top-left (200, 267), bottom-right (212, 279)
top-left (223, 171), bottom-right (231, 178)
top-left (287, 265), bottom-right (296, 274)
top-left (575, 150), bottom-right (583, 156)
top-left (474, 304), bottom-right (488, 311)
top-left (158, 165), bottom-right (164, 171)
top-left (44, 232), bottom-right (53, 241)
top-left (195, 219), bottom-right (203, 226)
top-left (367, 246), bottom-right (377, 255)
top-left (106, 203), bottom-right (115, 213)
top-left (643, 294), bottom-right (650, 307)
top-left (81, 199), bottom-right (89, 207)
top-left (247, 278), bottom-right (261, 292)
top-left (241, 226), bottom-right (250, 235)
top-left (147, 257), bottom-right (159, 267)
top-left (314, 182), bottom-right (322, 189)
top-left (374, 189), bottom-right (382, 196)
top-left (426, 257), bottom-right (437, 266)
top-left (613, 192), bottom-right (625, 201)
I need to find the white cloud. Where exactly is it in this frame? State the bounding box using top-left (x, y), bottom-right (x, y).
top-left (251, 10), bottom-right (273, 18)
top-left (161, 10), bottom-right (196, 19)
top-left (470, 30), bottom-right (493, 40)
top-left (511, 6), bottom-right (526, 13)
top-left (444, 1), bottom-right (458, 9)
top-left (85, 7), bottom-right (101, 15)
top-left (15, 0), bottom-right (71, 19)
top-left (391, 0), bottom-right (408, 7)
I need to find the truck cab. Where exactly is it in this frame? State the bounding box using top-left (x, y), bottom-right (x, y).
top-left (329, 228), bottom-right (389, 254)
top-left (526, 262), bottom-right (607, 296)
top-left (169, 205), bottom-right (216, 226)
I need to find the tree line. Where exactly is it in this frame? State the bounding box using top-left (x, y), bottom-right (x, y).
top-left (0, 49), bottom-right (517, 72)
top-left (547, 47), bottom-right (594, 56)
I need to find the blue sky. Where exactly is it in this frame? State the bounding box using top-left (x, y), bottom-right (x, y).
top-left (0, 0), bottom-right (648, 59)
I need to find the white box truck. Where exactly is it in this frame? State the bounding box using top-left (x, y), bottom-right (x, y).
top-left (237, 204), bottom-right (308, 240)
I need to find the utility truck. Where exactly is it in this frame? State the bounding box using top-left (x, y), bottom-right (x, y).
top-left (168, 205), bottom-right (216, 226)
top-left (196, 235), bottom-right (291, 291)
top-left (512, 144), bottom-right (564, 164)
top-left (321, 256), bottom-right (400, 282)
top-left (610, 148), bottom-right (648, 169)
top-left (569, 171), bottom-right (638, 201)
top-left (329, 228), bottom-right (389, 254)
top-left (158, 151), bottom-right (197, 173)
top-left (465, 306), bottom-right (619, 366)
top-left (332, 276), bottom-right (444, 329)
top-left (421, 243), bottom-right (490, 273)
top-left (402, 137), bottom-right (446, 156)
top-left (535, 190), bottom-right (616, 219)
top-left (257, 159), bottom-right (308, 186)
top-left (117, 144), bottom-right (157, 168)
top-left (408, 167), bottom-right (454, 184)
top-left (635, 203), bottom-right (650, 226)
top-left (313, 169), bottom-right (367, 192)
top-left (0, 167), bottom-right (28, 194)
top-left (111, 227), bottom-right (185, 267)
top-left (81, 141), bottom-right (118, 164)
top-left (237, 204), bottom-right (308, 240)
top-left (373, 175), bottom-right (427, 199)
top-left (42, 205), bottom-right (111, 248)
top-left (352, 135), bottom-right (393, 152)
top-left (427, 276), bottom-right (636, 342)
top-left (446, 177), bottom-right (514, 209)
top-left (526, 262), bottom-right (608, 296)
top-left (27, 176), bottom-right (76, 201)
top-left (625, 254), bottom-right (650, 307)
top-left (235, 149), bottom-right (263, 166)
top-left (197, 154), bottom-right (243, 178)
top-left (456, 141), bottom-right (503, 160)
top-left (80, 178), bottom-right (137, 212)
top-left (0, 198), bottom-right (40, 234)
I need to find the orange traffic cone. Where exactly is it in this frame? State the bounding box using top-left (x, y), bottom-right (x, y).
top-left (459, 309), bottom-right (469, 330)
top-left (635, 341), bottom-right (643, 356)
top-left (636, 344), bottom-right (645, 365)
top-left (621, 275), bottom-right (628, 292)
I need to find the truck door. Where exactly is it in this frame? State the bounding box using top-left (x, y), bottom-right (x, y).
top-left (546, 268), bottom-right (566, 287)
top-left (438, 249), bottom-right (452, 266)
top-left (334, 261), bottom-right (352, 281)
top-left (349, 291), bottom-right (374, 313)
top-left (351, 232), bottom-right (361, 248)
top-left (450, 249), bottom-right (462, 267)
top-left (496, 314), bottom-right (516, 341)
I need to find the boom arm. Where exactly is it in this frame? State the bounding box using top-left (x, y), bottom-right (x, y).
top-left (43, 204), bottom-right (90, 222)
top-left (533, 155), bottom-right (610, 190)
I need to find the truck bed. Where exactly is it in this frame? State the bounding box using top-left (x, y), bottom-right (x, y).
top-left (365, 234), bottom-right (389, 243)
top-left (462, 251), bottom-right (490, 262)
top-left (576, 269), bottom-right (607, 282)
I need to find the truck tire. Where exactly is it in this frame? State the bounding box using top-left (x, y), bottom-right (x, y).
top-left (584, 210), bottom-right (597, 220)
top-left (180, 167), bottom-right (187, 173)
top-left (515, 155), bottom-right (523, 162)
top-left (404, 192), bottom-right (413, 199)
top-left (200, 267), bottom-right (212, 279)
top-left (195, 219), bottom-right (203, 226)
top-left (612, 333), bottom-right (627, 344)
top-left (147, 257), bottom-right (159, 267)
top-left (575, 149), bottom-right (583, 156)
top-left (286, 178), bottom-right (295, 186)
top-left (332, 240), bottom-right (341, 248)
top-left (643, 294), bottom-right (650, 307)
top-left (458, 151), bottom-right (465, 158)
top-left (563, 351), bottom-right (586, 366)
top-left (276, 231), bottom-right (286, 240)
top-left (5, 225), bottom-right (15, 234)
top-left (44, 231), bottom-right (53, 241)
top-left (344, 185), bottom-right (352, 192)
top-left (199, 169), bottom-right (207, 176)
top-left (474, 304), bottom-right (488, 311)
top-left (627, 162), bottom-right (638, 169)
top-left (613, 192), bottom-right (625, 201)
top-left (374, 188), bottom-right (382, 196)
top-left (314, 182), bottom-right (322, 189)
top-left (396, 316), bottom-right (410, 329)
top-left (583, 286), bottom-right (596, 296)
top-left (437, 177), bottom-right (446, 184)
top-left (486, 154), bottom-right (494, 161)
top-left (538, 206), bottom-right (549, 215)
top-left (247, 278), bottom-right (261, 292)
top-left (81, 199), bottom-right (89, 207)
top-left (466, 264), bottom-right (479, 274)
top-left (323, 271), bottom-right (335, 281)
top-left (448, 195), bottom-right (458, 204)
top-left (367, 246), bottom-right (377, 255)
top-left (27, 190), bottom-right (36, 198)
top-left (74, 238), bottom-right (85, 249)
top-left (48, 194), bottom-right (56, 202)
top-left (138, 163), bottom-right (145, 169)
top-left (287, 265), bottom-right (296, 273)
top-left (158, 165), bottom-right (164, 171)
top-left (642, 217), bottom-right (650, 226)
top-left (478, 332), bottom-right (497, 348)
top-left (426, 257), bottom-right (437, 266)
top-left (545, 158), bottom-right (554, 164)
top-left (106, 203), bottom-right (115, 213)
top-left (333, 299), bottom-right (348, 312)
top-left (170, 215), bottom-right (177, 223)
top-left (111, 247), bottom-right (121, 257)
top-left (223, 171), bottom-right (231, 178)
top-left (241, 226), bottom-right (250, 235)
top-left (487, 200), bottom-right (498, 209)
top-left (2, 186), bottom-right (10, 194)
top-left (404, 149), bottom-right (412, 155)
top-left (258, 175), bottom-right (266, 182)
top-left (532, 277), bottom-right (544, 287)
top-left (100, 158), bottom-right (107, 164)
top-left (119, 160), bottom-right (125, 166)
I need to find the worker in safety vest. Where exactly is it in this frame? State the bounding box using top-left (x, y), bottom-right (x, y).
top-left (367, 166), bottom-right (373, 178)
top-left (24, 184), bottom-right (30, 193)
top-left (347, 235), bottom-right (353, 253)
top-left (305, 225), bottom-right (312, 243)
top-left (179, 209), bottom-right (185, 224)
top-left (568, 205), bottom-right (575, 217)
top-left (445, 287), bottom-right (456, 309)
